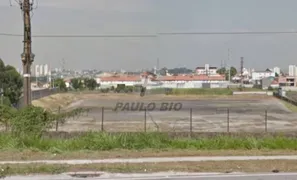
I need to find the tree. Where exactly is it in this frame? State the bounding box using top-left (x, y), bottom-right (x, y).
top-left (0, 59), bottom-right (23, 106)
top-left (0, 105), bottom-right (16, 131)
top-left (54, 78), bottom-right (67, 91)
top-left (84, 78), bottom-right (97, 90)
top-left (71, 78), bottom-right (82, 90)
top-left (168, 67), bottom-right (192, 74)
top-left (160, 67), bottom-right (167, 76)
top-left (217, 67), bottom-right (226, 75)
top-left (217, 67), bottom-right (237, 80)
top-left (275, 72), bottom-right (279, 77)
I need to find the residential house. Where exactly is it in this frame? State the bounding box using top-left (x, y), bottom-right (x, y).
top-left (278, 76), bottom-right (297, 87)
top-left (251, 69), bottom-right (275, 81)
top-left (195, 64), bottom-right (217, 75)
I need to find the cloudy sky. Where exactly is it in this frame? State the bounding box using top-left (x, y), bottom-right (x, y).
top-left (1, 0), bottom-right (297, 71)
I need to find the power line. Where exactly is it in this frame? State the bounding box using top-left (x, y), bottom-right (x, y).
top-left (159, 31), bottom-right (297, 35)
top-left (0, 31), bottom-right (297, 38)
top-left (0, 33), bottom-right (157, 38)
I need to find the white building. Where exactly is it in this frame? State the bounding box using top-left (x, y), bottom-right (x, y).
top-left (39, 64), bottom-right (43, 76)
top-left (35, 65), bottom-right (40, 77)
top-left (195, 64), bottom-right (217, 75)
top-left (44, 64), bottom-right (49, 76)
top-left (251, 70), bottom-right (275, 81)
top-left (289, 65), bottom-right (297, 76)
top-left (273, 67), bottom-right (281, 75)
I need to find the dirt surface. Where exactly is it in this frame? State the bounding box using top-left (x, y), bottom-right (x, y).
top-left (39, 93), bottom-right (297, 133)
top-left (0, 160), bottom-right (296, 175)
top-left (1, 150), bottom-right (297, 161)
top-left (29, 93), bottom-right (297, 133)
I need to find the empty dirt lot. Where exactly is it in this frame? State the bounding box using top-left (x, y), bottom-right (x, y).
top-left (44, 93), bottom-right (297, 133)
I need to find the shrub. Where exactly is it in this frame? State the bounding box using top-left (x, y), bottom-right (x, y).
top-left (0, 105), bottom-right (17, 131)
top-left (10, 106), bottom-right (56, 137)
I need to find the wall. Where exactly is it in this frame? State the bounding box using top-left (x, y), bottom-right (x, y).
top-left (281, 87), bottom-right (297, 91)
top-left (233, 91), bottom-right (272, 96)
top-left (147, 81), bottom-right (229, 89)
top-left (16, 88), bottom-right (59, 109)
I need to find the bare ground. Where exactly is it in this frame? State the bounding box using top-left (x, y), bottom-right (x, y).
top-left (1, 149), bottom-right (297, 161)
top-left (0, 160), bottom-right (297, 175)
top-left (29, 93), bottom-right (297, 133)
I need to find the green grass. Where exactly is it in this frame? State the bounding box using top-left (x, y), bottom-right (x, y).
top-left (0, 132), bottom-right (297, 152)
top-left (280, 100), bottom-right (297, 112)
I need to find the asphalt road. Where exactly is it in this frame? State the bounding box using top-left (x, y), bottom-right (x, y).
top-left (4, 173), bottom-right (297, 180)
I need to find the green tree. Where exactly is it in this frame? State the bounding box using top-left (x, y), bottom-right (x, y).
top-left (71, 78), bottom-right (82, 90)
top-left (217, 67), bottom-right (226, 75)
top-left (217, 67), bottom-right (237, 80)
top-left (84, 78), bottom-right (97, 90)
top-left (275, 72), bottom-right (279, 77)
top-left (0, 105), bottom-right (16, 131)
top-left (0, 59), bottom-right (23, 106)
top-left (160, 67), bottom-right (167, 76)
top-left (54, 78), bottom-right (67, 91)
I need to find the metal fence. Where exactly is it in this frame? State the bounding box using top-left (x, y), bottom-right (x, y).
top-left (52, 107), bottom-right (297, 133)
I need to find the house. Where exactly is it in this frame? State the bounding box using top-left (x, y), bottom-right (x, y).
top-left (278, 76), bottom-right (297, 87)
top-left (251, 69), bottom-right (275, 81)
top-left (195, 64), bottom-right (217, 75)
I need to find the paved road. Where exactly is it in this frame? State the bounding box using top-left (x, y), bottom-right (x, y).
top-left (4, 173), bottom-right (297, 180)
top-left (1, 155), bottom-right (297, 165)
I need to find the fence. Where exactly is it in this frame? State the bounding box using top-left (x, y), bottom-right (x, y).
top-left (16, 88), bottom-right (59, 109)
top-left (52, 106), bottom-right (297, 133)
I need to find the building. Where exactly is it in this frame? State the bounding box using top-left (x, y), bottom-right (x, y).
top-left (273, 67), bottom-right (281, 75)
top-left (97, 73), bottom-right (227, 89)
top-left (195, 64), bottom-right (217, 75)
top-left (35, 65), bottom-right (40, 77)
top-left (44, 64), bottom-right (49, 76)
top-left (278, 76), bottom-right (297, 87)
top-left (251, 69), bottom-right (275, 81)
top-left (39, 64), bottom-right (43, 76)
top-left (288, 65), bottom-right (297, 76)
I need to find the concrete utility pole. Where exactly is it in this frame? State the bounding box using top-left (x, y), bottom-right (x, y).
top-left (240, 57), bottom-right (244, 88)
top-left (227, 48), bottom-right (231, 82)
top-left (18, 0), bottom-right (35, 106)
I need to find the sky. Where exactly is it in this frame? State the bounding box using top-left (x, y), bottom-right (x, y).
top-left (1, 0), bottom-right (297, 71)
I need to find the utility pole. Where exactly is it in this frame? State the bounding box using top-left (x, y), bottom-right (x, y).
top-left (18, 0), bottom-right (35, 106)
top-left (227, 48), bottom-right (231, 82)
top-left (240, 57), bottom-right (244, 89)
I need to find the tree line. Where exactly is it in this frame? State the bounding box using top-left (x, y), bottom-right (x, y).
top-left (0, 59), bottom-right (23, 107)
top-left (54, 77), bottom-right (98, 91)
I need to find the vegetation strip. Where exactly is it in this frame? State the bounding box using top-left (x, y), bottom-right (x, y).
top-left (0, 160), bottom-right (296, 176)
top-left (1, 132), bottom-right (297, 151)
